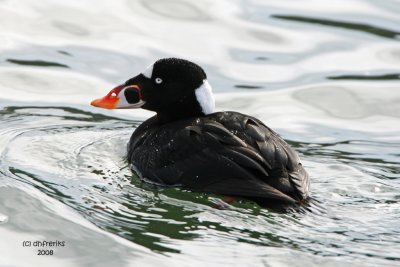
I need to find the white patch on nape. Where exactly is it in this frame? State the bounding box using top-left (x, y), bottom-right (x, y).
top-left (142, 63), bottom-right (154, 78)
top-left (195, 80), bottom-right (215, 115)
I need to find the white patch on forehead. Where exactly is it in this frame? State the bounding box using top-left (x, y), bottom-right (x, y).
top-left (195, 80), bottom-right (215, 115)
top-left (142, 63), bottom-right (154, 78)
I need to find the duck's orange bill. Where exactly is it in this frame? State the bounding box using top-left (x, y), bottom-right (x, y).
top-left (90, 85), bottom-right (124, 109)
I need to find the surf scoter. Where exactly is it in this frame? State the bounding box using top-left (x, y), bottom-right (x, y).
top-left (91, 58), bottom-right (310, 205)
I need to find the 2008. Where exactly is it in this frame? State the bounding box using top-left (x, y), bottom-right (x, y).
top-left (37, 250), bottom-right (53, 255)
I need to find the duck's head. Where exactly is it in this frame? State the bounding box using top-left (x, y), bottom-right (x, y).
top-left (91, 58), bottom-right (215, 122)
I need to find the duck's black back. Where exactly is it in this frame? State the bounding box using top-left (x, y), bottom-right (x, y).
top-left (128, 111), bottom-right (309, 204)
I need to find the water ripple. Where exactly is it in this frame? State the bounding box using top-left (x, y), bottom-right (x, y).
top-left (0, 105), bottom-right (398, 264)
top-left (272, 15), bottom-right (400, 39)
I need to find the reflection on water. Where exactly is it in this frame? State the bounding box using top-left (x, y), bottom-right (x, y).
top-left (6, 59), bottom-right (69, 68)
top-left (328, 73), bottom-right (400, 80)
top-left (272, 15), bottom-right (400, 39)
top-left (0, 0), bottom-right (400, 266)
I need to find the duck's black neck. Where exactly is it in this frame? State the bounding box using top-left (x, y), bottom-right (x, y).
top-left (156, 109), bottom-right (205, 124)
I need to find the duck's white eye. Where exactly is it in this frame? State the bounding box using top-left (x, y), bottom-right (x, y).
top-left (155, 77), bottom-right (163, 84)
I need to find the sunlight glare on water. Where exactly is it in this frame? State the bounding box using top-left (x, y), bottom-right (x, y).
top-left (0, 0), bottom-right (399, 266)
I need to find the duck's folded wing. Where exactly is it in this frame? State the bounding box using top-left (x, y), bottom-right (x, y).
top-left (151, 146), bottom-right (296, 203)
top-left (202, 177), bottom-right (296, 203)
top-left (147, 120), bottom-right (299, 203)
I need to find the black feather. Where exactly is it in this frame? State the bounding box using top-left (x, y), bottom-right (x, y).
top-left (128, 111), bottom-right (310, 204)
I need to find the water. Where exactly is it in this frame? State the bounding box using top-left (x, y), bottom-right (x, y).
top-left (1, 0), bottom-right (399, 266)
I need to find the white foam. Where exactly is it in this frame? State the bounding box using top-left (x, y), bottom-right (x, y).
top-left (195, 80), bottom-right (215, 115)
